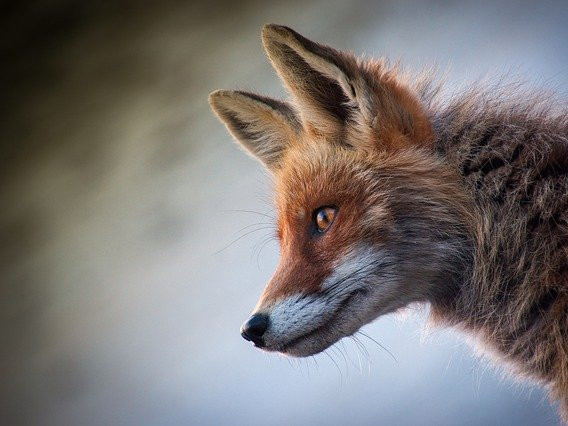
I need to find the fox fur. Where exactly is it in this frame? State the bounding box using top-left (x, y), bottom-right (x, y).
top-left (209, 24), bottom-right (568, 421)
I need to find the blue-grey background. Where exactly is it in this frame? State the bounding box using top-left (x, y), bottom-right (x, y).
top-left (2, 1), bottom-right (567, 425)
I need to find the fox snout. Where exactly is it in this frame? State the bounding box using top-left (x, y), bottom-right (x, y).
top-left (237, 244), bottom-right (422, 357)
top-left (240, 313), bottom-right (269, 347)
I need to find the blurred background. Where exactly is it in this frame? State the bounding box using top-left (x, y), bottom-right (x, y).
top-left (2, 1), bottom-right (567, 425)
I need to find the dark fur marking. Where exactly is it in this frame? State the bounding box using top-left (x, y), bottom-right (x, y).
top-left (275, 43), bottom-right (352, 122)
top-left (523, 288), bottom-right (560, 330)
top-left (462, 125), bottom-right (498, 176)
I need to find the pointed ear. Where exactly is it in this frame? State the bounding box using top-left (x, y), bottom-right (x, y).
top-left (261, 24), bottom-right (433, 148)
top-left (261, 24), bottom-right (370, 135)
top-left (209, 90), bottom-right (300, 170)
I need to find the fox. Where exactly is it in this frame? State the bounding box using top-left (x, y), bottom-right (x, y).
top-left (209, 24), bottom-right (568, 421)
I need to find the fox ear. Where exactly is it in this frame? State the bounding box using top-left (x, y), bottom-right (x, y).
top-left (261, 24), bottom-right (433, 148)
top-left (261, 24), bottom-right (371, 136)
top-left (209, 90), bottom-right (300, 170)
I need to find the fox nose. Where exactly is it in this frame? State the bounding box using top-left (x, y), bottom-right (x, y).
top-left (240, 313), bottom-right (269, 346)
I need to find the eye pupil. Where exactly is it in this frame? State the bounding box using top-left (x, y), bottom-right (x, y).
top-left (315, 206), bottom-right (336, 233)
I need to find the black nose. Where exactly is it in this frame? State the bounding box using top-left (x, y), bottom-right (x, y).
top-left (240, 313), bottom-right (269, 346)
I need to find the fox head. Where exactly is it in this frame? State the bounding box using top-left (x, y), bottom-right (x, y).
top-left (210, 25), bottom-right (473, 357)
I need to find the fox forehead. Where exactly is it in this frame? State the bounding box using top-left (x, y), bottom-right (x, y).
top-left (275, 145), bottom-right (356, 234)
top-left (275, 143), bottom-right (370, 204)
top-left (273, 142), bottom-right (395, 219)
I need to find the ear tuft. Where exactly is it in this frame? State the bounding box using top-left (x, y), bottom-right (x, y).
top-left (261, 24), bottom-right (360, 133)
top-left (209, 90), bottom-right (299, 170)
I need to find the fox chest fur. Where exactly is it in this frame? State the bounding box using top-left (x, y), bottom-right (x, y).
top-left (210, 24), bottom-right (568, 422)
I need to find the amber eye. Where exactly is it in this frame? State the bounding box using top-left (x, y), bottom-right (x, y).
top-left (314, 206), bottom-right (337, 233)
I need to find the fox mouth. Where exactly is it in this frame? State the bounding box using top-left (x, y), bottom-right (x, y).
top-left (274, 288), bottom-right (368, 356)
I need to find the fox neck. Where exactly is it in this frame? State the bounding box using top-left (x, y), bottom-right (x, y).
top-left (430, 99), bottom-right (568, 415)
top-left (431, 101), bottom-right (568, 326)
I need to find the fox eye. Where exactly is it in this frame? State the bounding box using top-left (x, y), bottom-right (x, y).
top-left (314, 206), bottom-right (337, 233)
